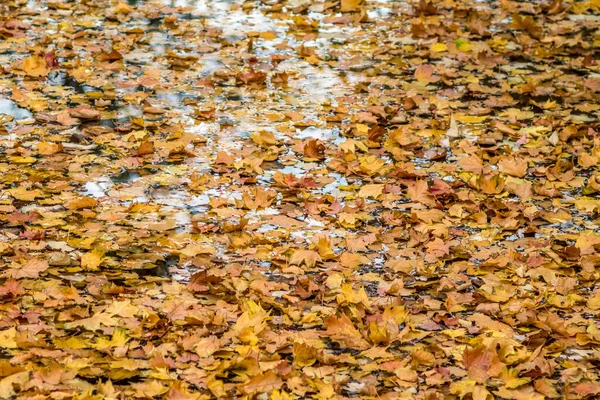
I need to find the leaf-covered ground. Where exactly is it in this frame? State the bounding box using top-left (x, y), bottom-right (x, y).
top-left (1, 0), bottom-right (600, 398)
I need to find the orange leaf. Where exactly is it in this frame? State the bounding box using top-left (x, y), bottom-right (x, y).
top-left (240, 371), bottom-right (283, 395)
top-left (290, 250), bottom-right (322, 268)
top-left (414, 64), bottom-right (439, 83)
top-left (407, 180), bottom-right (436, 206)
top-left (6, 258), bottom-right (49, 279)
top-left (22, 55), bottom-right (49, 77)
top-left (324, 314), bottom-right (370, 350)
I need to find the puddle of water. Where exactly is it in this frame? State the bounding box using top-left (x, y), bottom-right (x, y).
top-left (111, 170), bottom-right (142, 184)
top-left (46, 71), bottom-right (96, 93)
top-left (85, 181), bottom-right (112, 198)
top-left (278, 165), bottom-right (307, 175)
top-left (367, 7), bottom-right (393, 19)
top-left (0, 98), bottom-right (32, 121)
top-left (283, 60), bottom-right (350, 105)
top-left (322, 172), bottom-right (349, 195)
top-left (297, 126), bottom-right (343, 144)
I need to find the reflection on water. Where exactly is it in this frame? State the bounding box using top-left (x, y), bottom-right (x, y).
top-left (111, 170), bottom-right (142, 184)
top-left (0, 98), bottom-right (32, 120)
top-left (84, 180), bottom-right (112, 198)
top-left (6, 0), bottom-right (365, 283)
top-left (46, 71), bottom-right (96, 93)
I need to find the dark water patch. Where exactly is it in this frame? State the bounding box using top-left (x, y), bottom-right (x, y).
top-left (136, 264), bottom-right (171, 278)
top-left (111, 170), bottom-right (142, 183)
top-left (46, 71), bottom-right (98, 94)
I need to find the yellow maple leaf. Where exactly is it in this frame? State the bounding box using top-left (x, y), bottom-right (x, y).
top-left (430, 42), bottom-right (448, 52)
top-left (6, 258), bottom-right (49, 279)
top-left (589, 293), bottom-right (600, 310)
top-left (22, 55), bottom-right (49, 77)
top-left (499, 367), bottom-right (531, 389)
top-left (289, 250), bottom-right (322, 268)
top-left (0, 372), bottom-right (29, 398)
top-left (454, 114), bottom-right (487, 124)
top-left (132, 380), bottom-right (169, 398)
top-left (67, 196), bottom-right (98, 210)
top-left (81, 250), bottom-right (104, 271)
top-left (358, 155), bottom-right (385, 176)
top-left (358, 184), bottom-right (384, 199)
top-left (314, 236), bottom-right (336, 260)
top-left (240, 370), bottom-right (283, 395)
top-left (37, 142), bottom-right (63, 155)
top-left (0, 328), bottom-right (17, 349)
top-left (251, 131), bottom-right (279, 148)
top-left (341, 0), bottom-right (363, 12)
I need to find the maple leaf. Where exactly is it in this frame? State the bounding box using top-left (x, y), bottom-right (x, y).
top-left (67, 196), bottom-right (98, 210)
top-left (97, 380), bottom-right (118, 399)
top-left (358, 155), bottom-right (386, 176)
top-left (575, 231), bottom-right (600, 255)
top-left (0, 279), bottom-right (25, 297)
top-left (6, 258), bottom-right (49, 279)
top-left (406, 180), bottom-right (436, 206)
top-left (237, 70), bottom-right (266, 85)
top-left (240, 370), bottom-right (283, 395)
top-left (303, 139), bottom-right (325, 160)
top-left (251, 130), bottom-right (279, 148)
top-left (37, 142), bottom-right (63, 155)
top-left (0, 372), bottom-right (29, 398)
top-left (341, 0), bottom-right (363, 12)
top-left (229, 300), bottom-right (269, 342)
top-left (411, 348), bottom-right (435, 366)
top-left (207, 374), bottom-right (226, 398)
top-left (0, 327), bottom-right (17, 349)
top-left (314, 236), bottom-right (336, 260)
top-left (194, 336), bottom-right (221, 358)
top-left (137, 140), bottom-right (154, 156)
top-left (69, 105), bottom-right (100, 119)
top-left (22, 55), bottom-right (49, 77)
top-left (414, 0), bottom-right (438, 15)
top-left (290, 250), bottom-right (322, 268)
top-left (358, 184), bottom-right (384, 199)
top-left (534, 379), bottom-right (560, 398)
top-left (241, 187), bottom-right (275, 210)
top-left (510, 14), bottom-right (542, 38)
top-left (587, 293), bottom-right (600, 310)
top-left (324, 314), bottom-right (370, 350)
top-left (64, 313), bottom-right (117, 331)
top-left (81, 250), bottom-right (104, 271)
top-left (132, 380), bottom-right (169, 398)
top-left (449, 380), bottom-right (493, 400)
top-left (165, 381), bottom-right (200, 400)
top-left (458, 154), bottom-right (484, 174)
top-left (498, 156), bottom-right (528, 178)
top-left (499, 367), bottom-right (530, 389)
top-left (414, 64), bottom-right (439, 83)
top-left (0, 1), bottom-right (598, 398)
top-left (293, 342), bottom-right (319, 367)
top-left (476, 174), bottom-right (505, 195)
top-left (462, 346), bottom-right (492, 383)
top-left (94, 328), bottom-right (129, 350)
top-left (273, 172), bottom-right (321, 190)
top-left (336, 284), bottom-right (372, 310)
top-left (573, 382), bottom-right (600, 397)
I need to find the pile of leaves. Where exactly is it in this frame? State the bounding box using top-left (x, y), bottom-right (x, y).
top-left (1, 0), bottom-right (600, 398)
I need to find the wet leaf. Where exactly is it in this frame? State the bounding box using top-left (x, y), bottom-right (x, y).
top-left (22, 55), bottom-right (49, 77)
